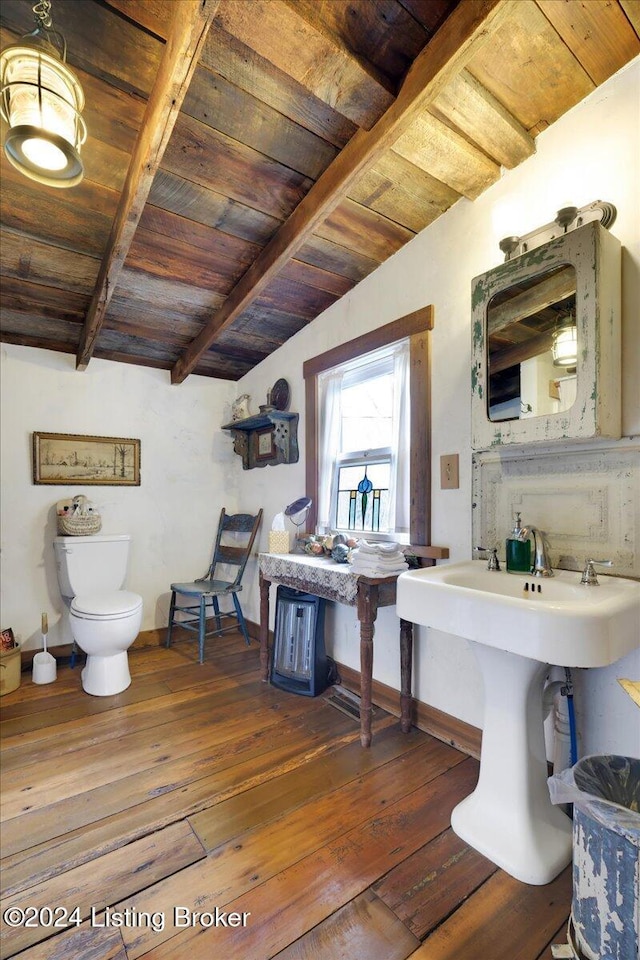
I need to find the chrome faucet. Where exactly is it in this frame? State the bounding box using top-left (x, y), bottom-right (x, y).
top-left (580, 558), bottom-right (612, 585)
top-left (518, 526), bottom-right (554, 577)
top-left (475, 546), bottom-right (501, 571)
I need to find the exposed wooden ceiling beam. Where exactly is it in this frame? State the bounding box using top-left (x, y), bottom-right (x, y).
top-left (171, 0), bottom-right (514, 384)
top-left (76, 0), bottom-right (218, 371)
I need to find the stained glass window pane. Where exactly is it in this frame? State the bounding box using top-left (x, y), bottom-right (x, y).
top-left (336, 462), bottom-right (390, 532)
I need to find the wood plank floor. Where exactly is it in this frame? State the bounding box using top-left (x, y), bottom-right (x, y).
top-left (0, 634), bottom-right (571, 959)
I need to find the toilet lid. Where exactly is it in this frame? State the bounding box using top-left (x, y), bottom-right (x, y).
top-left (71, 590), bottom-right (142, 620)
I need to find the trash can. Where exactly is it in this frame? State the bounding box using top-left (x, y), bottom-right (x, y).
top-left (549, 755), bottom-right (640, 960)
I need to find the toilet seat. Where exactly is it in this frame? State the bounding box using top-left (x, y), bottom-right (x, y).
top-left (71, 590), bottom-right (142, 621)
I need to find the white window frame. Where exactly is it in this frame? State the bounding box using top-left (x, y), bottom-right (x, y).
top-left (317, 340), bottom-right (409, 540)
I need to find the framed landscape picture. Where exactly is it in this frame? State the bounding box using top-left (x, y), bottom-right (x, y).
top-left (32, 433), bottom-right (141, 486)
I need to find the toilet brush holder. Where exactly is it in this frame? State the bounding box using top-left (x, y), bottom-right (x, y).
top-left (32, 651), bottom-right (57, 685)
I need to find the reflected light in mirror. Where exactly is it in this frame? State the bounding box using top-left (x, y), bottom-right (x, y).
top-left (552, 323), bottom-right (578, 367)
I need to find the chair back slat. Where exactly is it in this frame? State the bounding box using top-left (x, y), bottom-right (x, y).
top-left (216, 545), bottom-right (246, 566)
top-left (207, 508), bottom-right (263, 586)
top-left (222, 513), bottom-right (261, 534)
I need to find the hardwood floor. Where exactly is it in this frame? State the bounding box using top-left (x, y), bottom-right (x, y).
top-left (0, 634), bottom-right (571, 959)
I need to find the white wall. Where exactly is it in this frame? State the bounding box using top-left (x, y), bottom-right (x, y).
top-left (236, 58), bottom-right (640, 756)
top-left (0, 347), bottom-right (239, 649)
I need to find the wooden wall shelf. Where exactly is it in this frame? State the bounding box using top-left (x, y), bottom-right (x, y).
top-left (222, 411), bottom-right (299, 470)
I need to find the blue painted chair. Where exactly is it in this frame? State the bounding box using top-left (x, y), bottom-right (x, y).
top-left (166, 508), bottom-right (263, 663)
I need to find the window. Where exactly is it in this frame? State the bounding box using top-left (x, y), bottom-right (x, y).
top-left (317, 341), bottom-right (410, 539)
top-left (303, 308), bottom-right (437, 554)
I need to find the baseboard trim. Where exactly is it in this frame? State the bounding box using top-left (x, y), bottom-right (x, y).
top-left (133, 627), bottom-right (167, 648)
top-left (336, 660), bottom-right (482, 760)
top-left (19, 626), bottom-right (166, 670)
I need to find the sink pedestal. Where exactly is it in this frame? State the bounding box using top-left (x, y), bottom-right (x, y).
top-left (451, 643), bottom-right (572, 885)
top-left (397, 560), bottom-right (640, 883)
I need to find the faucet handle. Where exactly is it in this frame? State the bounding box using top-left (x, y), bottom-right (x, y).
top-left (475, 546), bottom-right (501, 571)
top-left (581, 558), bottom-right (612, 585)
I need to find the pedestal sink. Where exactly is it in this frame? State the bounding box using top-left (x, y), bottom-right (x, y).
top-left (396, 561), bottom-right (640, 885)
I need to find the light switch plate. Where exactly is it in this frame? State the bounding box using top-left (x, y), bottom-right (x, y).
top-left (440, 454), bottom-right (459, 489)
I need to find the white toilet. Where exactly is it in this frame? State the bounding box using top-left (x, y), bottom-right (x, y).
top-left (54, 534), bottom-right (143, 696)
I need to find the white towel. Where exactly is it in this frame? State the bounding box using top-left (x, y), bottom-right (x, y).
top-left (355, 540), bottom-right (403, 555)
top-left (350, 540), bottom-right (408, 576)
top-left (351, 555), bottom-right (408, 576)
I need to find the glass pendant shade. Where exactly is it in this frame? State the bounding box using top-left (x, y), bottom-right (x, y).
top-left (552, 323), bottom-right (578, 367)
top-left (0, 42), bottom-right (86, 187)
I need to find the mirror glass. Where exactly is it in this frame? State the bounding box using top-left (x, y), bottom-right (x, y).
top-left (487, 263), bottom-right (577, 422)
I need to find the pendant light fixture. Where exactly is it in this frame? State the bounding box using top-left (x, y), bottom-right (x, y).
top-left (0, 0), bottom-right (86, 187)
top-left (552, 318), bottom-right (578, 368)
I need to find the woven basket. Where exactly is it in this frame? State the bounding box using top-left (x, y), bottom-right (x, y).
top-left (57, 514), bottom-right (102, 536)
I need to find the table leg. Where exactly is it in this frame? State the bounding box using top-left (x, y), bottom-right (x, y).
top-left (400, 618), bottom-right (413, 733)
top-left (357, 582), bottom-right (379, 748)
top-left (259, 572), bottom-right (271, 682)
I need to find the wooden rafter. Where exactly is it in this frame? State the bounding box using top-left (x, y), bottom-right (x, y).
top-left (171, 0), bottom-right (514, 384)
top-left (76, 0), bottom-right (219, 371)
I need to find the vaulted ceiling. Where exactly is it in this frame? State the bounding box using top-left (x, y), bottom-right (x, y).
top-left (1, 0), bottom-right (638, 381)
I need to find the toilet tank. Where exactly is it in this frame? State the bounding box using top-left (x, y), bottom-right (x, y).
top-left (54, 534), bottom-right (131, 598)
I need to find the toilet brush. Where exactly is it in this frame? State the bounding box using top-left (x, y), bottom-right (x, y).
top-left (32, 613), bottom-right (57, 685)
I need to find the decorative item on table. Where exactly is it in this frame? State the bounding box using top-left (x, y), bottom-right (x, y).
top-left (300, 532), bottom-right (355, 563)
top-left (303, 535), bottom-right (325, 556)
top-left (0, 628), bottom-right (21, 696)
top-left (285, 497), bottom-right (312, 552)
top-left (268, 511), bottom-right (290, 554)
top-left (56, 494), bottom-right (102, 535)
top-left (331, 543), bottom-right (350, 564)
top-left (321, 532), bottom-right (348, 563)
top-left (32, 612), bottom-right (56, 685)
top-left (231, 394), bottom-right (251, 421)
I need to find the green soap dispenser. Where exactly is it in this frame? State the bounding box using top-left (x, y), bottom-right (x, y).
top-left (506, 513), bottom-right (532, 574)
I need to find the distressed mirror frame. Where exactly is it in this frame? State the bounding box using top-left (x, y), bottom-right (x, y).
top-left (471, 221), bottom-right (621, 451)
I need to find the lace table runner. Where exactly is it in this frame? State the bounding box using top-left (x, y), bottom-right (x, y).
top-left (259, 553), bottom-right (360, 605)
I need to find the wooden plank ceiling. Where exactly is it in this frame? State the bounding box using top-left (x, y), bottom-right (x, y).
top-left (1, 0), bottom-right (638, 382)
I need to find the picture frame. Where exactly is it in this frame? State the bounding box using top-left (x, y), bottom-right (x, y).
top-left (32, 432), bottom-right (141, 486)
top-left (255, 426), bottom-right (276, 461)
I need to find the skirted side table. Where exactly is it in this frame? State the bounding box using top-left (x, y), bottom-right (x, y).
top-left (258, 552), bottom-right (413, 747)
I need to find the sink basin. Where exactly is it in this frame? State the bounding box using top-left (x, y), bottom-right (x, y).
top-left (397, 561), bottom-right (640, 667)
top-left (397, 561), bottom-right (640, 886)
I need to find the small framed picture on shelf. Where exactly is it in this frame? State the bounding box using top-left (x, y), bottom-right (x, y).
top-left (255, 427), bottom-right (275, 461)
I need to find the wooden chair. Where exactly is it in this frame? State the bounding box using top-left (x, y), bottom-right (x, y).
top-left (166, 508), bottom-right (263, 663)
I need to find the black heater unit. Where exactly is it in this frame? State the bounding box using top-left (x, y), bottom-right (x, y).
top-left (271, 585), bottom-right (327, 697)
